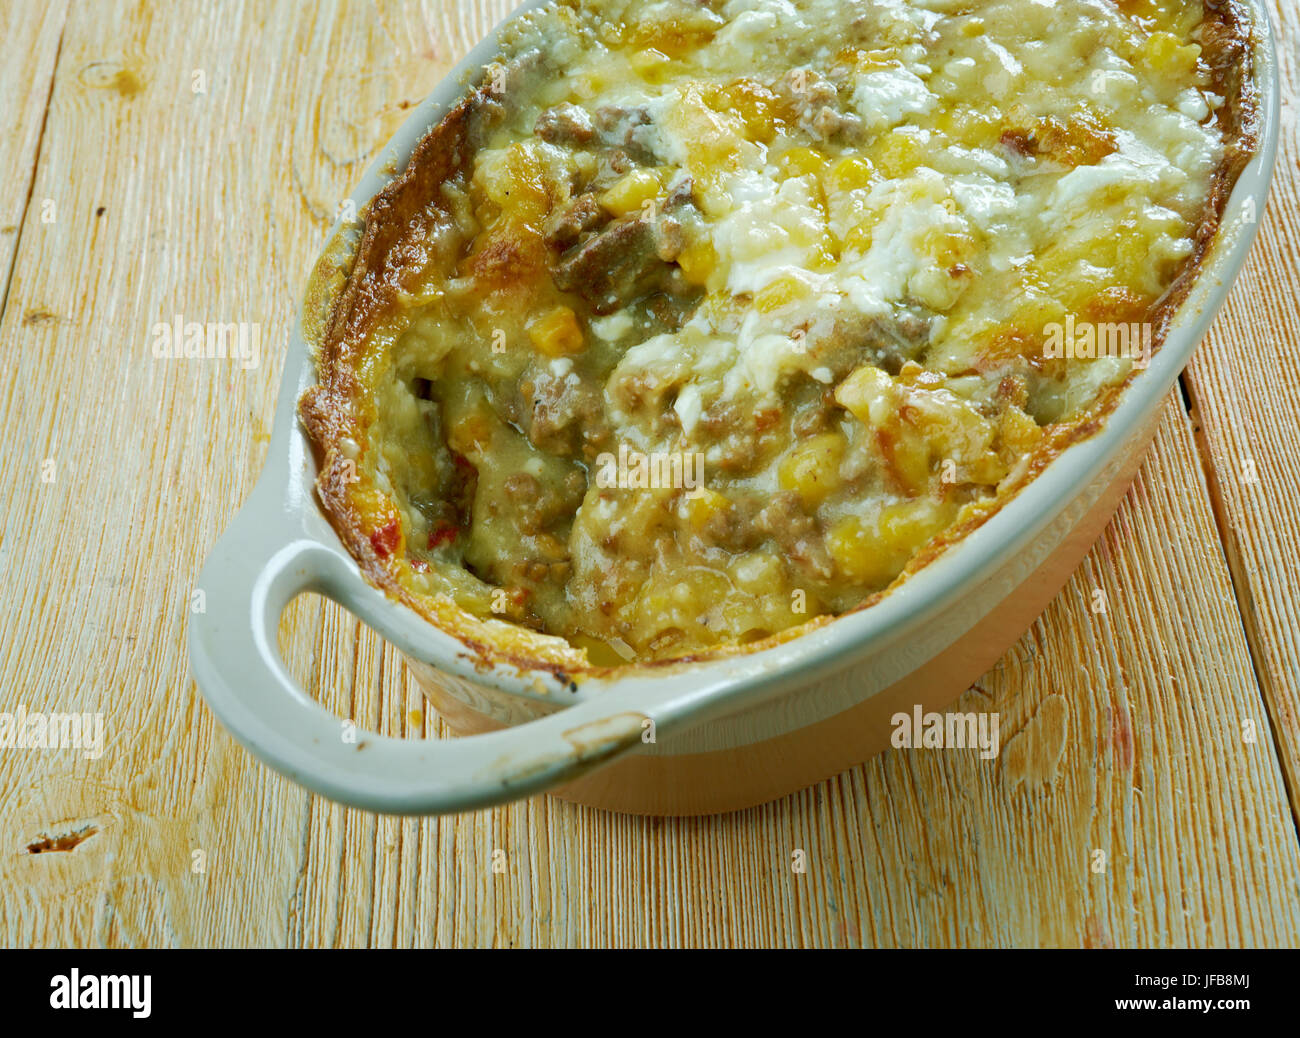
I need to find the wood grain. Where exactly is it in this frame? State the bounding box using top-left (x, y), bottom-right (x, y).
top-left (1182, 0), bottom-right (1300, 820)
top-left (1, 0), bottom-right (1298, 948)
top-left (0, 0), bottom-right (67, 310)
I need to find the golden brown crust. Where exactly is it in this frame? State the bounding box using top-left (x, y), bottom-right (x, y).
top-left (300, 84), bottom-right (505, 590)
top-left (298, 0), bottom-right (1262, 679)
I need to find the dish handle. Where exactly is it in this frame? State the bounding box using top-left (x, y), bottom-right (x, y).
top-left (187, 497), bottom-right (652, 815)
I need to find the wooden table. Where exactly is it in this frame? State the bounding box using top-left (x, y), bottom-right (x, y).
top-left (2, 0), bottom-right (1298, 948)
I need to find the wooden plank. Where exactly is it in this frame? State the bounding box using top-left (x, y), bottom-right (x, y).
top-left (1181, 0), bottom-right (1300, 822)
top-left (0, 0), bottom-right (68, 314)
top-left (0, 0), bottom-right (484, 948)
top-left (1, 0), bottom-right (1297, 949)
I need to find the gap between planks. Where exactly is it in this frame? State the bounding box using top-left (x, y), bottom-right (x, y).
top-left (1184, 368), bottom-right (1300, 844)
top-left (0, 7), bottom-right (68, 327)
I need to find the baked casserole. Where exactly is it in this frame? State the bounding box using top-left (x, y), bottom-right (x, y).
top-left (300, 0), bottom-right (1258, 669)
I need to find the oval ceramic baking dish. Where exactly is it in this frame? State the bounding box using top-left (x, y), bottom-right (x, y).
top-left (189, 0), bottom-right (1279, 816)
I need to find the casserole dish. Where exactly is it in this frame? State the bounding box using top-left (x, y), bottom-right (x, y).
top-left (190, 0), bottom-right (1278, 816)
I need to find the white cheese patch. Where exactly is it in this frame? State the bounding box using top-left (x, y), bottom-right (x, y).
top-left (851, 65), bottom-right (937, 135)
top-left (710, 170), bottom-right (829, 295)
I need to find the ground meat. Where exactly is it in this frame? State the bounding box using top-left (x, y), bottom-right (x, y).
top-left (593, 104), bottom-right (658, 164)
top-left (791, 385), bottom-right (838, 438)
top-left (588, 148), bottom-right (640, 190)
top-left (693, 492), bottom-right (765, 553)
top-left (412, 450), bottom-right (477, 551)
top-left (696, 399), bottom-right (786, 475)
top-left (755, 492), bottom-right (833, 581)
top-left (534, 103), bottom-right (595, 145)
top-left (644, 285), bottom-right (701, 330)
top-left (520, 368), bottom-right (611, 458)
top-left (821, 307), bottom-right (932, 377)
top-left (811, 105), bottom-right (864, 142)
top-left (502, 469), bottom-right (587, 535)
top-left (594, 104), bottom-right (650, 136)
top-left (781, 68), bottom-right (838, 111)
top-left (552, 213), bottom-right (663, 313)
top-left (503, 471), bottom-right (542, 505)
top-left (652, 178), bottom-right (695, 262)
top-left (551, 178), bottom-right (698, 313)
top-left (544, 193), bottom-right (603, 250)
top-left (775, 69), bottom-right (863, 142)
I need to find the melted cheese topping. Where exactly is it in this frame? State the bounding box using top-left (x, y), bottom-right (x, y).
top-left (328, 0), bottom-right (1233, 665)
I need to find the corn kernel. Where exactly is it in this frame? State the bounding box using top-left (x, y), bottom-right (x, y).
top-left (676, 239), bottom-right (717, 287)
top-left (910, 264), bottom-right (969, 312)
top-left (788, 219), bottom-right (831, 250)
top-left (879, 501), bottom-right (941, 555)
top-left (630, 48), bottom-right (672, 81)
top-left (835, 365), bottom-right (897, 426)
top-left (1140, 31), bottom-right (1199, 76)
top-left (777, 146), bottom-right (830, 180)
top-left (869, 131), bottom-right (923, 179)
top-left (965, 452), bottom-right (1008, 485)
top-left (754, 274), bottom-right (813, 314)
top-left (628, 19), bottom-right (716, 59)
top-left (571, 634), bottom-right (635, 668)
top-left (886, 427), bottom-right (932, 495)
top-left (828, 501), bottom-right (954, 587)
top-left (527, 305), bottom-right (585, 357)
top-left (685, 487), bottom-right (731, 531)
top-left (826, 155), bottom-right (875, 193)
top-left (810, 244), bottom-right (837, 270)
top-left (448, 410), bottom-right (494, 455)
top-left (854, 49), bottom-right (895, 72)
top-left (840, 224), bottom-right (873, 255)
top-left (572, 71), bottom-right (607, 100)
top-left (719, 80), bottom-right (777, 142)
top-left (600, 169), bottom-right (663, 217)
top-left (728, 549), bottom-right (783, 595)
top-left (778, 432), bottom-right (846, 508)
top-left (827, 516), bottom-right (899, 587)
top-left (597, 22), bottom-right (627, 47)
top-left (1118, 0), bottom-right (1160, 23)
